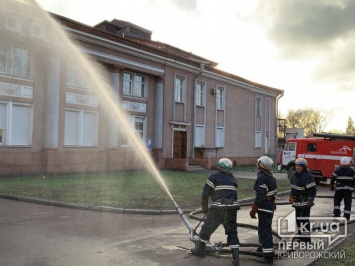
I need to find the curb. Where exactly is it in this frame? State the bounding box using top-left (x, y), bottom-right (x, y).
top-left (0, 194), bottom-right (194, 215)
top-left (0, 190), bottom-right (292, 216)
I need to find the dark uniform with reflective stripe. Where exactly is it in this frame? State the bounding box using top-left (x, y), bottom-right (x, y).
top-left (331, 166), bottom-right (355, 220)
top-left (290, 168), bottom-right (317, 239)
top-left (253, 169), bottom-right (277, 260)
top-left (199, 170), bottom-right (240, 249)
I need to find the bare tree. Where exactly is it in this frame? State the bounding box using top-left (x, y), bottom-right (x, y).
top-left (286, 108), bottom-right (330, 137)
top-left (346, 117), bottom-right (355, 135)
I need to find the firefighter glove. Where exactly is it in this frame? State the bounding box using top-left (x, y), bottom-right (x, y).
top-left (305, 199), bottom-right (314, 208)
top-left (330, 183), bottom-right (335, 191)
top-left (289, 196), bottom-right (294, 204)
top-left (202, 205), bottom-right (209, 214)
top-left (249, 203), bottom-right (259, 219)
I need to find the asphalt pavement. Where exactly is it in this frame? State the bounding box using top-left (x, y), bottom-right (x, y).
top-left (0, 170), bottom-right (354, 266)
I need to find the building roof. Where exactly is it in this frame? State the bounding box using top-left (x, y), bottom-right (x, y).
top-left (50, 13), bottom-right (283, 96)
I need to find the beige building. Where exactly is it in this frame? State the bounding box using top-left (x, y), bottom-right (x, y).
top-left (0, 0), bottom-right (283, 175)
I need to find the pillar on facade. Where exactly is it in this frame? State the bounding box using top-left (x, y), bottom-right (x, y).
top-left (43, 56), bottom-right (60, 148)
top-left (106, 66), bottom-right (121, 148)
top-left (154, 76), bottom-right (164, 149)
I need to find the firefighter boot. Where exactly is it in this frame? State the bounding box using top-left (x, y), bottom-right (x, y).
top-left (231, 248), bottom-right (240, 266)
top-left (344, 213), bottom-right (350, 221)
top-left (191, 241), bottom-right (206, 257)
top-left (256, 256), bottom-right (273, 264)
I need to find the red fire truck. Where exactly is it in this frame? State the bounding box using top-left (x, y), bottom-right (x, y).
top-left (279, 133), bottom-right (355, 184)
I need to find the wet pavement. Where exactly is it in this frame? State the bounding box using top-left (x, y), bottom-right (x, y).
top-left (0, 171), bottom-right (354, 266)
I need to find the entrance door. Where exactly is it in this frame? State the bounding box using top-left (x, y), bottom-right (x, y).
top-left (173, 130), bottom-right (187, 158)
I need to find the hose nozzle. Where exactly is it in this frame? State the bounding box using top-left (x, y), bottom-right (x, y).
top-left (172, 200), bottom-right (197, 242)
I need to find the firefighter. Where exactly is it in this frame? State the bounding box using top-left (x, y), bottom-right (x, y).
top-left (330, 157), bottom-right (355, 221)
top-left (249, 156), bottom-right (277, 264)
top-left (191, 158), bottom-right (240, 266)
top-left (289, 158), bottom-right (317, 243)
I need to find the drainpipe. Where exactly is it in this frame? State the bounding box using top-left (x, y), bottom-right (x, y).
top-left (192, 63), bottom-right (205, 159)
top-left (275, 90), bottom-right (284, 165)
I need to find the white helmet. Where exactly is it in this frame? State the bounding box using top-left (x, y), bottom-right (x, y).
top-left (217, 158), bottom-right (233, 171)
top-left (295, 158), bottom-right (308, 167)
top-left (257, 156), bottom-right (273, 171)
top-left (340, 157), bottom-right (351, 166)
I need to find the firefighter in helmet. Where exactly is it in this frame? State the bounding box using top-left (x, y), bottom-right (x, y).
top-left (330, 157), bottom-right (355, 221)
top-left (289, 158), bottom-right (317, 243)
top-left (191, 158), bottom-right (240, 266)
top-left (249, 156), bottom-right (278, 264)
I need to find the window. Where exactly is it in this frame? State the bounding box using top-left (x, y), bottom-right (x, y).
top-left (67, 62), bottom-right (80, 86)
top-left (123, 72), bottom-right (147, 98)
top-left (195, 125), bottom-right (205, 147)
top-left (307, 143), bottom-right (317, 152)
top-left (134, 117), bottom-right (145, 139)
top-left (175, 76), bottom-right (185, 102)
top-left (31, 22), bottom-right (45, 39)
top-left (284, 142), bottom-right (296, 151)
top-left (6, 15), bottom-right (22, 33)
top-left (195, 82), bottom-right (204, 106)
top-left (13, 47), bottom-right (31, 78)
top-left (0, 102), bottom-right (32, 146)
top-left (255, 131), bottom-right (261, 148)
top-left (216, 86), bottom-right (224, 109)
top-left (134, 75), bottom-right (145, 98)
top-left (66, 61), bottom-right (91, 89)
top-left (0, 44), bottom-right (6, 73)
top-left (256, 96), bottom-right (262, 117)
top-left (255, 96), bottom-right (262, 148)
top-left (215, 127), bottom-right (224, 147)
top-left (64, 109), bottom-right (98, 147)
top-left (123, 73), bottom-right (132, 95)
top-left (121, 115), bottom-right (147, 146)
top-left (0, 43), bottom-right (32, 78)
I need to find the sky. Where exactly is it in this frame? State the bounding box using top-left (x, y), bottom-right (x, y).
top-left (36, 0), bottom-right (355, 132)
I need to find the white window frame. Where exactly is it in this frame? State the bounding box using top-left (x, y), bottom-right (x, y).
top-left (121, 115), bottom-right (147, 147)
top-left (256, 96), bottom-right (262, 117)
top-left (255, 131), bottom-right (262, 148)
top-left (216, 86), bottom-right (224, 110)
top-left (195, 81), bottom-right (205, 106)
top-left (13, 47), bottom-right (31, 78)
top-left (134, 74), bottom-right (146, 98)
top-left (255, 96), bottom-right (262, 148)
top-left (64, 109), bottom-right (98, 147)
top-left (0, 43), bottom-right (7, 74)
top-left (31, 21), bottom-right (46, 39)
top-left (215, 127), bottom-right (224, 148)
top-left (195, 125), bottom-right (205, 147)
top-left (123, 72), bottom-right (147, 98)
top-left (67, 62), bottom-right (80, 87)
top-left (0, 43), bottom-right (32, 78)
top-left (6, 15), bottom-right (22, 33)
top-left (66, 61), bottom-right (91, 89)
top-left (0, 101), bottom-right (33, 146)
top-left (175, 75), bottom-right (186, 103)
top-left (134, 116), bottom-right (146, 140)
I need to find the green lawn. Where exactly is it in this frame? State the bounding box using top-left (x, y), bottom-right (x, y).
top-left (0, 170), bottom-right (291, 210)
top-left (312, 232), bottom-right (355, 266)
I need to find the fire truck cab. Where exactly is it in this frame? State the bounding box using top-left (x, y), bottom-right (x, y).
top-left (280, 133), bottom-right (355, 184)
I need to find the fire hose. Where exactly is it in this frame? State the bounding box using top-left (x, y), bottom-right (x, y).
top-left (173, 194), bottom-right (355, 257)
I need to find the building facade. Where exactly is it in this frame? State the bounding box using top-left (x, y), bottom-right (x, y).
top-left (0, 0), bottom-right (284, 175)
